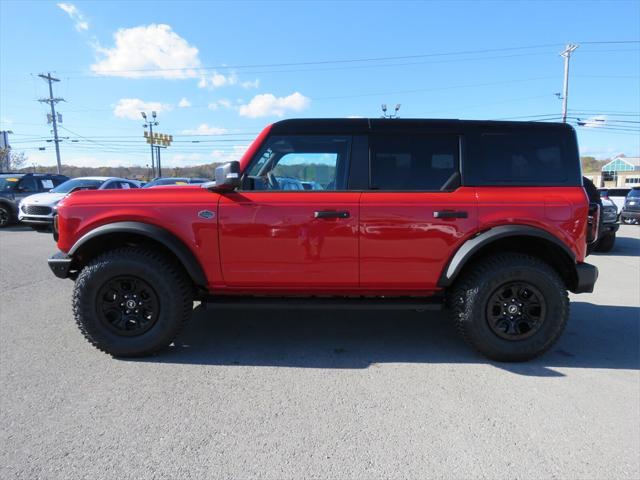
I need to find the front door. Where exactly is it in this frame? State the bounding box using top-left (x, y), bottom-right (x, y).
top-left (218, 134), bottom-right (360, 290)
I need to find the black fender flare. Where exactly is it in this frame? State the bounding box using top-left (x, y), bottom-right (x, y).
top-left (68, 221), bottom-right (208, 288)
top-left (438, 225), bottom-right (577, 287)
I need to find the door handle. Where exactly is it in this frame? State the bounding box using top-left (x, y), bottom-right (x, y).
top-left (433, 210), bottom-right (468, 219)
top-left (314, 210), bottom-right (350, 219)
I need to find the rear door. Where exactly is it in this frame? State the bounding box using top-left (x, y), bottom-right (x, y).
top-left (359, 132), bottom-right (478, 291)
top-left (218, 134), bottom-right (361, 290)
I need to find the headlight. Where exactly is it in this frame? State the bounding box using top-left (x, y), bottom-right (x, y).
top-left (602, 206), bottom-right (617, 222)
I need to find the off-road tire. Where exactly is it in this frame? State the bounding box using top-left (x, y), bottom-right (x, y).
top-left (72, 247), bottom-right (194, 357)
top-left (594, 233), bottom-right (616, 253)
top-left (448, 253), bottom-right (569, 362)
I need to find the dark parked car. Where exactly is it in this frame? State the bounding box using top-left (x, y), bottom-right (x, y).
top-left (621, 187), bottom-right (640, 225)
top-left (143, 177), bottom-right (209, 188)
top-left (0, 173), bottom-right (69, 227)
top-left (594, 197), bottom-right (619, 251)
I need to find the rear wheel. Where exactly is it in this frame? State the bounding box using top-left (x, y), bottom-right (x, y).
top-left (72, 247), bottom-right (194, 357)
top-left (448, 253), bottom-right (569, 361)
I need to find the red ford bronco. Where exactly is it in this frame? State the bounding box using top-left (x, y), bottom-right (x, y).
top-left (48, 119), bottom-right (599, 361)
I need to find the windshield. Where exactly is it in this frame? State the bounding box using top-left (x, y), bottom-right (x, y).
top-left (629, 189), bottom-right (640, 198)
top-left (143, 178), bottom-right (189, 187)
top-left (0, 176), bottom-right (22, 191)
top-left (52, 178), bottom-right (105, 193)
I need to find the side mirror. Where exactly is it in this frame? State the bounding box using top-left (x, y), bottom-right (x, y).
top-left (203, 161), bottom-right (241, 192)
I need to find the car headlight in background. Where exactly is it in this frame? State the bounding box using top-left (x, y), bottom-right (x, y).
top-left (602, 206), bottom-right (618, 223)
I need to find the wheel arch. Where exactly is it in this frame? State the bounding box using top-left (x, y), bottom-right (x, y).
top-left (439, 225), bottom-right (579, 291)
top-left (68, 222), bottom-right (208, 290)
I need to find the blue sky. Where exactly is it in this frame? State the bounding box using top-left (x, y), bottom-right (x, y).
top-left (1, 0), bottom-right (638, 168)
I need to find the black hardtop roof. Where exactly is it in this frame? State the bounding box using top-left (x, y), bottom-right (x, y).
top-left (270, 118), bottom-right (574, 135)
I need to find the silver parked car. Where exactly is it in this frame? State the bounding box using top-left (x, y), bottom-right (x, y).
top-left (18, 176), bottom-right (140, 231)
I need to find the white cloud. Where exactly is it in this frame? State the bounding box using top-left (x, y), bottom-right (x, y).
top-left (91, 24), bottom-right (201, 79)
top-left (238, 92), bottom-right (310, 118)
top-left (57, 3), bottom-right (89, 31)
top-left (211, 145), bottom-right (249, 163)
top-left (579, 115), bottom-right (608, 128)
top-left (241, 79), bottom-right (260, 89)
top-left (198, 71), bottom-right (238, 89)
top-left (178, 97), bottom-right (191, 108)
top-left (208, 99), bottom-right (233, 110)
top-left (113, 98), bottom-right (172, 120)
top-left (181, 124), bottom-right (228, 135)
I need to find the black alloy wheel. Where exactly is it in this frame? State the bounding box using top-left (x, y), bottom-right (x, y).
top-left (486, 281), bottom-right (546, 341)
top-left (97, 276), bottom-right (160, 336)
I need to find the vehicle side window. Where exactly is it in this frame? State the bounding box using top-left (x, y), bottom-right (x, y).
top-left (18, 176), bottom-right (38, 192)
top-left (103, 181), bottom-right (119, 189)
top-left (245, 135), bottom-right (351, 191)
top-left (40, 178), bottom-right (54, 190)
top-left (369, 134), bottom-right (459, 191)
top-left (466, 130), bottom-right (580, 186)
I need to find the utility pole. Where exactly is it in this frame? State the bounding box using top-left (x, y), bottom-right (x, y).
top-left (38, 73), bottom-right (64, 174)
top-left (141, 111), bottom-right (159, 177)
top-left (559, 44), bottom-right (579, 123)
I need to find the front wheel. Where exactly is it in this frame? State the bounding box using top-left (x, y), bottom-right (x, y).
top-left (0, 205), bottom-right (12, 228)
top-left (72, 247), bottom-right (194, 357)
top-left (448, 253), bottom-right (569, 362)
top-left (594, 233), bottom-right (616, 252)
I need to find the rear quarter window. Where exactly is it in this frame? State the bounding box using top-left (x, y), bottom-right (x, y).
top-left (464, 128), bottom-right (581, 186)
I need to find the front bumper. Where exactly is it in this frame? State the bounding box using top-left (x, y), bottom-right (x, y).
top-left (573, 262), bottom-right (598, 294)
top-left (621, 210), bottom-right (640, 220)
top-left (19, 216), bottom-right (53, 225)
top-left (48, 251), bottom-right (73, 279)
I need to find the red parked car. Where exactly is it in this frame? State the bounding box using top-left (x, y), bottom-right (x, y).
top-left (48, 119), bottom-right (598, 361)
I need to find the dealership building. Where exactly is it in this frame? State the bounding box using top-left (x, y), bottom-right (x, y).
top-left (584, 156), bottom-right (640, 187)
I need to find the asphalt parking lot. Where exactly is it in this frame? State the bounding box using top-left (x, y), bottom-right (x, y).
top-left (1, 225), bottom-right (638, 480)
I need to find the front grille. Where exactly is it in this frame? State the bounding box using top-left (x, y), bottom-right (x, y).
top-left (21, 205), bottom-right (52, 216)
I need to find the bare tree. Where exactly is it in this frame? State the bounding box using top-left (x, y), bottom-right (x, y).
top-left (1, 149), bottom-right (28, 171)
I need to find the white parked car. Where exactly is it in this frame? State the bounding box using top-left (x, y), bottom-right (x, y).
top-left (18, 177), bottom-right (140, 231)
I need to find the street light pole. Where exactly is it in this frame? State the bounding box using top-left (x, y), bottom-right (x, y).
top-left (141, 111), bottom-right (159, 177)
